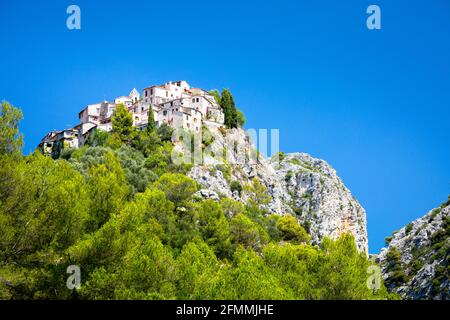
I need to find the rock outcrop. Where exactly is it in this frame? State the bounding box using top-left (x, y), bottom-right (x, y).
top-left (270, 152), bottom-right (368, 253)
top-left (378, 198), bottom-right (450, 300)
top-left (184, 125), bottom-right (368, 253)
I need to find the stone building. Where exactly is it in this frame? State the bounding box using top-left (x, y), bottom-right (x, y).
top-left (38, 81), bottom-right (225, 152)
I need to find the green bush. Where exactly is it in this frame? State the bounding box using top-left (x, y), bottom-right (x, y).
top-left (276, 215), bottom-right (310, 244)
top-left (230, 180), bottom-right (242, 196)
top-left (157, 123), bottom-right (174, 142)
top-left (405, 223), bottom-right (413, 234)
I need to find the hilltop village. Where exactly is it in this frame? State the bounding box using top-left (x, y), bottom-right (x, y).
top-left (38, 81), bottom-right (226, 156)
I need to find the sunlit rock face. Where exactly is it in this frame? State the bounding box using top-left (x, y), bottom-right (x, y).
top-left (378, 201), bottom-right (449, 300)
top-left (185, 125), bottom-right (368, 253)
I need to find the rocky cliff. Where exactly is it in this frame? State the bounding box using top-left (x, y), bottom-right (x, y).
top-left (378, 198), bottom-right (450, 300)
top-left (184, 125), bottom-right (368, 253)
top-left (270, 152), bottom-right (368, 253)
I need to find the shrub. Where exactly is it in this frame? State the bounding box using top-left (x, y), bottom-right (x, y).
top-left (276, 215), bottom-right (310, 244)
top-left (86, 128), bottom-right (110, 147)
top-left (230, 180), bottom-right (242, 196)
top-left (154, 173), bottom-right (199, 205)
top-left (385, 236), bottom-right (393, 246)
top-left (273, 151), bottom-right (286, 162)
top-left (405, 223), bottom-right (413, 234)
top-left (202, 125), bottom-right (214, 147)
top-left (285, 170), bottom-right (293, 182)
top-left (157, 123), bottom-right (174, 142)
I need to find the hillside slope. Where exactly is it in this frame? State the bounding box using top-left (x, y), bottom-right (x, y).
top-left (378, 198), bottom-right (450, 299)
top-left (186, 125), bottom-right (368, 252)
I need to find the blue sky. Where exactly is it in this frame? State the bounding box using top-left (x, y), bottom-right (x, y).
top-left (0, 0), bottom-right (449, 253)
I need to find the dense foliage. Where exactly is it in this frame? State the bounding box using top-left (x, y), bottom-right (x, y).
top-left (217, 89), bottom-right (246, 128)
top-left (0, 102), bottom-right (394, 300)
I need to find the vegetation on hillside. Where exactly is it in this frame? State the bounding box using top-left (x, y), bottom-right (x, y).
top-left (0, 101), bottom-right (395, 300)
top-left (210, 89), bottom-right (245, 128)
top-left (382, 198), bottom-right (449, 298)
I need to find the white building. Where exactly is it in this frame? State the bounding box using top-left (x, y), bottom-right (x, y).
top-left (142, 80), bottom-right (190, 105)
top-left (38, 127), bottom-right (79, 158)
top-left (39, 81), bottom-right (225, 150)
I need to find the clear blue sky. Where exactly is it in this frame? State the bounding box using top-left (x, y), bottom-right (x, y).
top-left (0, 0), bottom-right (449, 253)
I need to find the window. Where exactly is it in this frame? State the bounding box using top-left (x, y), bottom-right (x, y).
top-left (150, 88), bottom-right (153, 95)
top-left (170, 102), bottom-right (173, 106)
top-left (166, 91), bottom-right (168, 97)
top-left (163, 111), bottom-right (167, 116)
top-left (196, 98), bottom-right (199, 103)
top-left (192, 98), bottom-right (195, 103)
top-left (145, 90), bottom-right (148, 97)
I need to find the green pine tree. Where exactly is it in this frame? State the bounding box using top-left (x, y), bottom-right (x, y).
top-left (0, 101), bottom-right (23, 155)
top-left (112, 103), bottom-right (135, 143)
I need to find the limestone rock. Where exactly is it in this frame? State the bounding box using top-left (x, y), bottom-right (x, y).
top-left (378, 200), bottom-right (449, 300)
top-left (194, 189), bottom-right (220, 201)
top-left (186, 125), bottom-right (369, 253)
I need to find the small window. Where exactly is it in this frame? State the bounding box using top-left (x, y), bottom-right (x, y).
top-left (145, 91), bottom-right (148, 97)
top-left (163, 111), bottom-right (167, 116)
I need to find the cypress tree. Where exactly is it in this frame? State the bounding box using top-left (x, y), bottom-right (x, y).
top-left (221, 89), bottom-right (235, 128)
top-left (229, 92), bottom-right (238, 128)
top-left (147, 107), bottom-right (156, 133)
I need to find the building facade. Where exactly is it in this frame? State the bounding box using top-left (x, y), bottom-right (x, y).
top-left (38, 81), bottom-right (225, 154)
